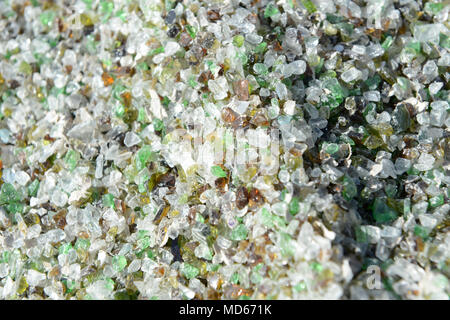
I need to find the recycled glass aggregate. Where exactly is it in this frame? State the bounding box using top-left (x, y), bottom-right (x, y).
top-left (0, 0), bottom-right (449, 300)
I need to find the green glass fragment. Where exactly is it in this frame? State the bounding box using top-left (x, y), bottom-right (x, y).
top-left (253, 263), bottom-right (264, 272)
top-left (439, 33), bottom-right (450, 49)
top-left (253, 63), bottom-right (268, 75)
top-left (392, 104), bottom-right (411, 133)
top-left (230, 272), bottom-right (239, 284)
top-left (402, 198), bottom-right (411, 215)
top-left (153, 118), bottom-right (164, 132)
top-left (182, 263), bottom-right (199, 279)
top-left (114, 104), bottom-right (125, 119)
top-left (105, 278), bottom-right (115, 291)
top-left (251, 270), bottom-right (263, 284)
top-left (84, 35), bottom-right (97, 53)
top-left (50, 86), bottom-right (65, 97)
top-left (294, 281), bottom-right (307, 292)
top-left (325, 143), bottom-right (339, 154)
top-left (186, 25), bottom-right (197, 39)
top-left (137, 62), bottom-right (149, 71)
top-left (48, 38), bottom-right (58, 48)
top-left (82, 0), bottom-right (93, 8)
top-left (406, 41), bottom-right (421, 54)
top-left (301, 0), bottom-right (317, 13)
top-left (323, 78), bottom-right (345, 108)
top-left (363, 135), bottom-right (384, 150)
top-left (63, 279), bottom-right (76, 293)
top-left (407, 166), bottom-right (420, 176)
top-left (385, 183), bottom-right (397, 198)
top-left (256, 77), bottom-right (268, 87)
top-left (75, 238), bottom-right (90, 250)
top-left (320, 70), bottom-right (337, 81)
top-left (279, 232), bottom-right (294, 257)
top-left (112, 255), bottom-right (127, 272)
top-left (115, 10), bottom-right (126, 22)
top-left (102, 58), bottom-right (112, 67)
top-left (233, 35), bottom-right (244, 48)
top-left (206, 60), bottom-right (217, 72)
top-left (17, 276), bottom-right (28, 295)
top-left (162, 96), bottom-right (170, 107)
top-left (429, 194), bottom-right (444, 208)
top-left (102, 193), bottom-right (115, 209)
top-left (196, 213), bottom-right (205, 223)
top-left (146, 249), bottom-right (156, 260)
top-left (289, 197), bottom-right (299, 215)
top-left (381, 36), bottom-right (393, 50)
top-left (355, 226), bottom-right (369, 243)
top-left (64, 149), bottom-right (80, 172)
top-left (230, 224), bottom-right (248, 241)
top-left (0, 251), bottom-right (10, 263)
top-left (326, 13), bottom-right (344, 24)
top-left (136, 145), bottom-right (154, 170)
top-left (100, 1), bottom-right (114, 21)
top-left (339, 135), bottom-right (355, 146)
top-left (414, 225), bottom-right (430, 240)
top-left (208, 264), bottom-right (220, 272)
top-left (365, 74), bottom-right (381, 90)
top-left (337, 22), bottom-right (354, 37)
top-left (7, 202), bottom-right (23, 214)
top-left (424, 2), bottom-right (444, 15)
top-left (150, 46), bottom-right (164, 56)
top-left (112, 83), bottom-right (126, 101)
top-left (59, 243), bottom-right (73, 255)
top-left (188, 76), bottom-right (198, 88)
top-left (114, 290), bottom-right (138, 300)
top-left (255, 42), bottom-right (268, 54)
top-left (310, 261), bottom-right (323, 272)
top-left (273, 215), bottom-right (286, 229)
top-left (342, 175), bottom-right (357, 201)
top-left (236, 52), bottom-right (248, 65)
top-left (211, 165), bottom-right (227, 178)
top-left (282, 77), bottom-right (292, 88)
top-left (27, 179), bottom-right (40, 197)
top-left (372, 198), bottom-right (398, 223)
top-left (39, 11), bottom-right (55, 27)
top-left (264, 3), bottom-right (280, 18)
top-left (260, 208), bottom-right (274, 228)
top-left (19, 61), bottom-right (32, 75)
top-left (0, 183), bottom-right (21, 205)
top-left (137, 107), bottom-right (147, 123)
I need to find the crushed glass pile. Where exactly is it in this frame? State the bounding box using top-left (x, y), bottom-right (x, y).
top-left (0, 0), bottom-right (449, 299)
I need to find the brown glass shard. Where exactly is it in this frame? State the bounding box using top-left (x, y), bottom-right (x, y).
top-left (222, 107), bottom-right (239, 123)
top-left (248, 188), bottom-right (264, 208)
top-left (236, 186), bottom-right (249, 209)
top-left (120, 91), bottom-right (132, 107)
top-left (101, 72), bottom-right (114, 86)
top-left (207, 10), bottom-right (221, 22)
top-left (250, 110), bottom-right (269, 127)
top-left (233, 79), bottom-right (249, 101)
top-left (53, 210), bottom-right (67, 229)
top-left (198, 71), bottom-right (213, 84)
top-left (157, 173), bottom-right (176, 188)
top-left (215, 177), bottom-right (228, 192)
